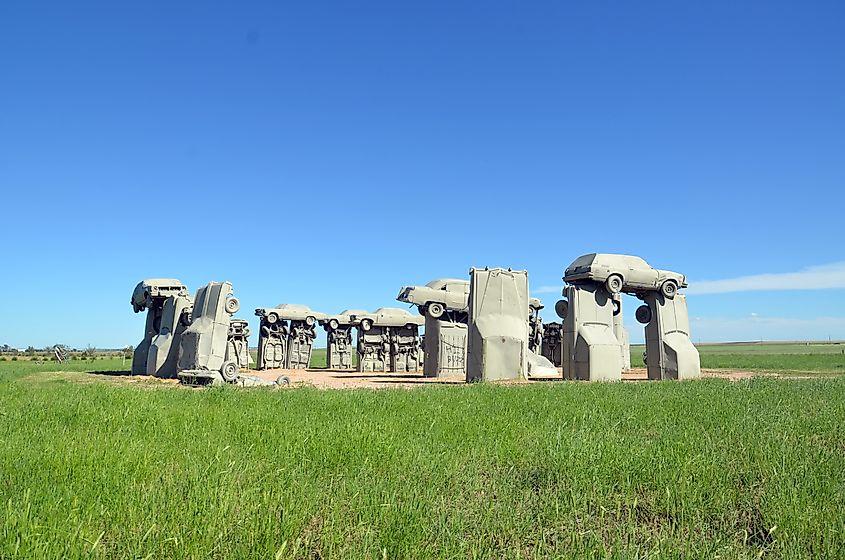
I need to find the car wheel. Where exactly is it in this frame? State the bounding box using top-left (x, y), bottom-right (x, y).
top-left (660, 280), bottom-right (678, 299)
top-left (612, 298), bottom-right (621, 316)
top-left (361, 318), bottom-right (373, 331)
top-left (555, 299), bottom-right (569, 320)
top-left (329, 318), bottom-right (339, 330)
top-left (275, 375), bottom-right (290, 386)
top-left (305, 315), bottom-right (316, 326)
top-left (225, 297), bottom-right (240, 314)
top-left (427, 302), bottom-right (445, 319)
top-left (221, 361), bottom-right (239, 382)
top-left (605, 274), bottom-right (623, 294)
top-left (266, 312), bottom-right (279, 325)
top-left (417, 305), bottom-right (426, 316)
top-left (635, 305), bottom-right (652, 324)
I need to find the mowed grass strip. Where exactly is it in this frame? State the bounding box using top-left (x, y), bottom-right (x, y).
top-left (0, 363), bottom-right (843, 558)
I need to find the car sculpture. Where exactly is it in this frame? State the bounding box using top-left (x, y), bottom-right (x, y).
top-left (528, 297), bottom-right (544, 352)
top-left (131, 278), bottom-right (188, 313)
top-left (255, 304), bottom-right (327, 326)
top-left (564, 253), bottom-right (687, 299)
top-left (396, 278), bottom-right (470, 318)
top-left (349, 307), bottom-right (425, 331)
top-left (319, 309), bottom-right (368, 331)
top-left (177, 281), bottom-right (242, 384)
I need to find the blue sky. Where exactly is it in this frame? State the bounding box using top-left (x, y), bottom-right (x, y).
top-left (1, 1), bottom-right (843, 348)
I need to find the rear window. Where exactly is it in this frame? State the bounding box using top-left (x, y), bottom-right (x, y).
top-left (569, 254), bottom-right (596, 269)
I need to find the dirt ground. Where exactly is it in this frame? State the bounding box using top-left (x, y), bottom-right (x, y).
top-left (42, 366), bottom-right (783, 390)
top-left (241, 366), bottom-right (763, 389)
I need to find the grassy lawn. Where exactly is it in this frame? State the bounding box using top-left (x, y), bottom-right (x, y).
top-left (630, 342), bottom-right (845, 374)
top-left (1, 357), bottom-right (843, 558)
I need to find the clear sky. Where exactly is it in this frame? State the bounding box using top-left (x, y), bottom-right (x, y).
top-left (1, 1), bottom-right (843, 348)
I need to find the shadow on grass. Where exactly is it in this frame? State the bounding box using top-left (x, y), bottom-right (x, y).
top-left (86, 370), bottom-right (140, 377)
top-left (370, 378), bottom-right (465, 385)
top-left (331, 373), bottom-right (427, 380)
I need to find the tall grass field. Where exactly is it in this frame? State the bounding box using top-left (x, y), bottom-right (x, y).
top-left (1, 348), bottom-right (843, 558)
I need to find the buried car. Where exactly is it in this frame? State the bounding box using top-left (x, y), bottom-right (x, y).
top-left (396, 278), bottom-right (470, 318)
top-left (177, 281), bottom-right (242, 384)
top-left (564, 253), bottom-right (687, 299)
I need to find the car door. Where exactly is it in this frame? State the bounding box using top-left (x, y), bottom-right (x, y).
top-left (623, 257), bottom-right (654, 289)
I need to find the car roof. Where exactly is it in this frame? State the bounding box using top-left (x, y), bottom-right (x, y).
top-left (274, 303), bottom-right (312, 312)
top-left (373, 307), bottom-right (414, 317)
top-left (593, 254), bottom-right (650, 268)
top-left (425, 278), bottom-right (469, 290)
top-left (339, 309), bottom-right (368, 316)
top-left (567, 253), bottom-right (651, 270)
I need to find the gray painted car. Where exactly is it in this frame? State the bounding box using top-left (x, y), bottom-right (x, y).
top-left (131, 278), bottom-right (188, 313)
top-left (564, 253), bottom-right (687, 299)
top-left (396, 278), bottom-right (470, 318)
top-left (350, 307), bottom-right (425, 331)
top-left (318, 309), bottom-right (368, 331)
top-left (255, 304), bottom-right (327, 326)
top-left (177, 281), bottom-right (242, 383)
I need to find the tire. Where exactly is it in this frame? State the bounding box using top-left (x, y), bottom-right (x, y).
top-left (275, 375), bottom-right (290, 386)
top-left (427, 302), bottom-right (445, 319)
top-left (554, 299), bottom-right (569, 320)
top-left (329, 318), bottom-right (339, 330)
top-left (605, 274), bottom-right (623, 294)
top-left (180, 311), bottom-right (192, 327)
top-left (266, 312), bottom-right (279, 325)
top-left (305, 316), bottom-right (316, 326)
top-left (221, 361), bottom-right (239, 382)
top-left (635, 305), bottom-right (652, 324)
top-left (660, 280), bottom-right (678, 299)
top-left (417, 305), bottom-right (426, 316)
top-left (360, 318), bottom-right (373, 332)
top-left (225, 297), bottom-right (240, 314)
top-left (405, 323), bottom-right (416, 331)
top-left (612, 299), bottom-right (621, 316)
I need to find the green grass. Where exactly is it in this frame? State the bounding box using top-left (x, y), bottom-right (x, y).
top-left (1, 358), bottom-right (844, 558)
top-left (0, 356), bottom-right (133, 382)
top-left (629, 342), bottom-right (845, 373)
top-left (310, 347), bottom-right (327, 368)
